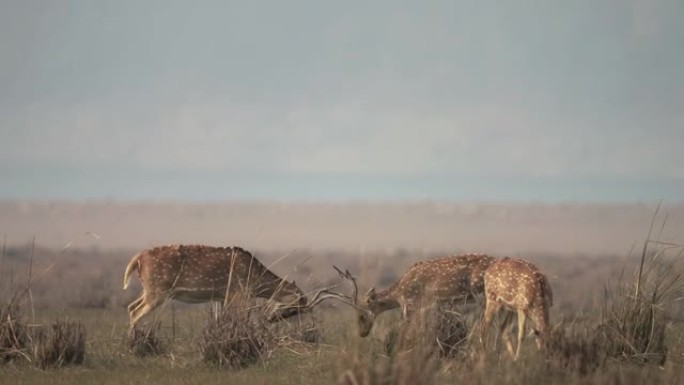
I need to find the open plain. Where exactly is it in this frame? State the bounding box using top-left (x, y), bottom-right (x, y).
top-left (1, 201), bottom-right (684, 384)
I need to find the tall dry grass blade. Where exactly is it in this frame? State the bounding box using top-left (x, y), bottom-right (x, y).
top-left (27, 236), bottom-right (35, 326)
top-left (0, 234), bottom-right (6, 292)
top-left (635, 202), bottom-right (661, 302)
top-left (31, 232), bottom-right (100, 284)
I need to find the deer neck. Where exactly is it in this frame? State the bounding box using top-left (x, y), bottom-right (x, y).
top-left (367, 290), bottom-right (400, 315)
top-left (253, 273), bottom-right (295, 302)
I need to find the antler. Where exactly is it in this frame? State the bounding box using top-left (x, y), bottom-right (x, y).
top-left (271, 266), bottom-right (365, 321)
top-left (333, 265), bottom-right (359, 305)
top-left (295, 266), bottom-right (364, 312)
top-left (304, 284), bottom-right (344, 308)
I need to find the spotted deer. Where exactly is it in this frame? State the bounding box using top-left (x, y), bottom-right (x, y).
top-left (480, 257), bottom-right (553, 360)
top-left (123, 245), bottom-right (314, 331)
top-left (325, 254), bottom-right (497, 337)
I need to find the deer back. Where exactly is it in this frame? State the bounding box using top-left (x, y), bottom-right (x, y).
top-left (484, 257), bottom-right (549, 310)
top-left (136, 245), bottom-right (296, 301)
top-left (381, 254), bottom-right (497, 303)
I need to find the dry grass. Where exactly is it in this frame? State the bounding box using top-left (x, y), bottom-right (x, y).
top-left (0, 295), bottom-right (30, 364)
top-left (383, 300), bottom-right (472, 359)
top-left (32, 320), bottom-right (86, 368)
top-left (598, 240), bottom-right (683, 364)
top-left (546, 321), bottom-right (608, 375)
top-left (0, 221), bottom-right (683, 383)
top-left (338, 341), bottom-right (441, 385)
top-left (198, 295), bottom-right (274, 369)
top-left (127, 321), bottom-right (167, 357)
top-left (273, 311), bottom-right (324, 346)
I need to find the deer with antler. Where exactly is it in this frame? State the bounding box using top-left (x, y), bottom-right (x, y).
top-left (123, 244), bottom-right (333, 331)
top-left (321, 254), bottom-right (497, 337)
top-left (480, 257), bottom-right (553, 360)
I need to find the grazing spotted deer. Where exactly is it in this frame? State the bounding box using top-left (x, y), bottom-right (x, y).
top-left (325, 254), bottom-right (497, 337)
top-left (123, 245), bottom-right (310, 331)
top-left (480, 257), bottom-right (553, 360)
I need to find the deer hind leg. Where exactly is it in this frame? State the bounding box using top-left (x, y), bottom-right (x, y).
top-left (128, 292), bottom-right (167, 333)
top-left (499, 311), bottom-right (516, 358)
top-left (480, 299), bottom-right (501, 351)
top-left (528, 306), bottom-right (548, 352)
top-left (514, 309), bottom-right (527, 361)
top-left (127, 293), bottom-right (145, 315)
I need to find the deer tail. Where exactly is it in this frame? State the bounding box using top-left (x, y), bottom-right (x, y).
top-left (123, 252), bottom-right (143, 290)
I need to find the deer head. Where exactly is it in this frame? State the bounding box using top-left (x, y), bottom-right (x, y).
top-left (265, 279), bottom-right (308, 322)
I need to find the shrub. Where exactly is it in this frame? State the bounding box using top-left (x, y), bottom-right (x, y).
top-left (547, 321), bottom-right (608, 375)
top-left (599, 239), bottom-right (683, 365)
top-left (0, 295), bottom-right (30, 364)
top-left (32, 320), bottom-right (86, 368)
top-left (198, 295), bottom-right (274, 369)
top-left (274, 312), bottom-right (324, 346)
top-left (127, 322), bottom-right (167, 357)
top-left (338, 341), bottom-right (441, 385)
top-left (384, 300), bottom-right (471, 358)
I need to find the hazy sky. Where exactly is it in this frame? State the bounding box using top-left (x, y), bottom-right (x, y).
top-left (1, 0), bottom-right (683, 202)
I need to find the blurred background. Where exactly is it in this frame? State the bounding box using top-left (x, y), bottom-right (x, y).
top-left (1, 0), bottom-right (682, 255)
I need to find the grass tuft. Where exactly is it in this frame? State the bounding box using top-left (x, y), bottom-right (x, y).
top-left (274, 311), bottom-right (324, 347)
top-left (546, 321), bottom-right (608, 375)
top-left (127, 322), bottom-right (167, 357)
top-left (0, 295), bottom-right (30, 364)
top-left (599, 239), bottom-right (683, 364)
top-left (32, 320), bottom-right (86, 368)
top-left (384, 300), bottom-right (472, 359)
top-left (198, 295), bottom-right (274, 369)
top-left (338, 345), bottom-right (441, 385)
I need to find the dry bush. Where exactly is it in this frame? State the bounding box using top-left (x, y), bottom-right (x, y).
top-left (127, 321), bottom-right (167, 357)
top-left (599, 240), bottom-right (683, 365)
top-left (338, 339), bottom-right (441, 385)
top-left (32, 320), bottom-right (86, 368)
top-left (384, 301), bottom-right (472, 359)
top-left (1, 241), bottom-right (31, 365)
top-left (0, 295), bottom-right (30, 364)
top-left (198, 295), bottom-right (275, 369)
top-left (546, 321), bottom-right (609, 375)
top-left (432, 303), bottom-right (471, 358)
top-left (274, 312), bottom-right (324, 346)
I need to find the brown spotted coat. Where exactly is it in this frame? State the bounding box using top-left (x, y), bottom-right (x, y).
top-left (123, 245), bottom-right (304, 330)
top-left (481, 257), bottom-right (553, 360)
top-left (356, 253), bottom-right (497, 337)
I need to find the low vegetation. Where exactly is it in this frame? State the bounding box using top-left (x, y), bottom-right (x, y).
top-left (0, 232), bottom-right (682, 384)
top-left (0, 295), bottom-right (30, 364)
top-left (32, 320), bottom-right (86, 368)
top-left (127, 321), bottom-right (167, 357)
top-left (198, 295), bottom-right (273, 369)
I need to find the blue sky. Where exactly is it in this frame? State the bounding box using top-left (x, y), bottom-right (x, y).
top-left (1, 0), bottom-right (683, 202)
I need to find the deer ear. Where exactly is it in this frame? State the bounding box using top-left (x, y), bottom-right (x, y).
top-left (365, 287), bottom-right (377, 301)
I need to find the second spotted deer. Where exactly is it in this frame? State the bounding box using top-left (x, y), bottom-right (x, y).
top-left (480, 257), bottom-right (553, 360)
top-left (329, 254), bottom-right (497, 337)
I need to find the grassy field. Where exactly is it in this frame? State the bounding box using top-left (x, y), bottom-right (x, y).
top-left (2, 242), bottom-right (684, 384)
